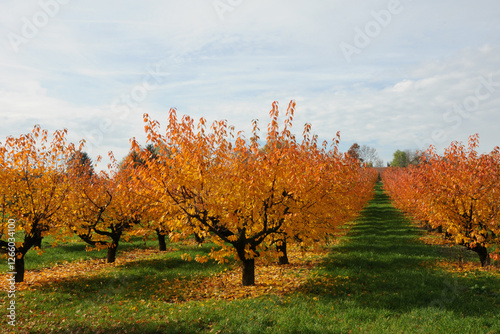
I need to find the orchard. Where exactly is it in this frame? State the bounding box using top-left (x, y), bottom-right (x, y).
top-left (383, 134), bottom-right (500, 266)
top-left (1, 104), bottom-right (499, 333)
top-left (0, 101), bottom-right (377, 285)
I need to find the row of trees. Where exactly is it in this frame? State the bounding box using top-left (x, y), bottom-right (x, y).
top-left (383, 134), bottom-right (500, 266)
top-left (347, 146), bottom-right (422, 168)
top-left (1, 101), bottom-right (378, 285)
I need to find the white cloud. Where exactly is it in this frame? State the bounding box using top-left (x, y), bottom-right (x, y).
top-left (1, 1), bottom-right (500, 166)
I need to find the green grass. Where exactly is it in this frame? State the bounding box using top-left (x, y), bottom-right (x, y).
top-left (1, 235), bottom-right (161, 271)
top-left (2, 183), bottom-right (499, 333)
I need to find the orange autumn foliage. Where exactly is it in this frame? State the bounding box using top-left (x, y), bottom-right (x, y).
top-left (66, 153), bottom-right (151, 263)
top-left (0, 126), bottom-right (82, 282)
top-left (383, 134), bottom-right (500, 266)
top-left (1, 101), bottom-right (377, 285)
top-left (131, 101), bottom-right (377, 285)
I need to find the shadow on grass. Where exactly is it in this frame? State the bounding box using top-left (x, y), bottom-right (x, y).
top-left (302, 183), bottom-right (500, 316)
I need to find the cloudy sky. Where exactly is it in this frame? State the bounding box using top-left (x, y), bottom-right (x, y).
top-left (1, 0), bottom-right (500, 165)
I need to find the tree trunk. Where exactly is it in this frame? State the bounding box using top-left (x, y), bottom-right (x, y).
top-left (14, 256), bottom-right (25, 283)
top-left (235, 242), bottom-right (256, 286)
top-left (156, 230), bottom-right (167, 251)
top-left (241, 258), bottom-right (255, 286)
top-left (107, 243), bottom-right (118, 263)
top-left (193, 233), bottom-right (204, 244)
top-left (12, 227), bottom-right (44, 282)
top-left (34, 237), bottom-right (43, 249)
top-left (470, 244), bottom-right (490, 267)
top-left (277, 238), bottom-right (289, 265)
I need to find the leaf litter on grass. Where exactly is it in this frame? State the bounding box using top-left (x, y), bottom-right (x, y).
top-left (172, 246), bottom-right (328, 302)
top-left (0, 247), bottom-right (162, 291)
top-left (417, 229), bottom-right (500, 276)
top-left (1, 245), bottom-right (330, 302)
